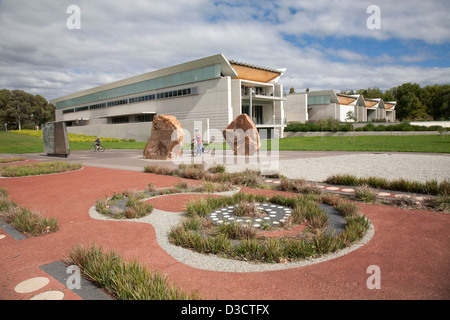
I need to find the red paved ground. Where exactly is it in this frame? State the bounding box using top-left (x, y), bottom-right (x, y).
top-left (0, 166), bottom-right (449, 300)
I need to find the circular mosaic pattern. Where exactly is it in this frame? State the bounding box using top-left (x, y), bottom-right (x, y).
top-left (207, 203), bottom-right (292, 228)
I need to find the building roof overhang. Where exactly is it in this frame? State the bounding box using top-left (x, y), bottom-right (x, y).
top-left (229, 60), bottom-right (285, 83)
top-left (51, 54), bottom-right (237, 105)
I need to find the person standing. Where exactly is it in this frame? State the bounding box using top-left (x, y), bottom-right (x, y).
top-left (194, 128), bottom-right (203, 155)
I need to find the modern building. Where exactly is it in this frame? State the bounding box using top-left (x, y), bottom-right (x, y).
top-left (50, 54), bottom-right (286, 142)
top-left (284, 89), bottom-right (396, 123)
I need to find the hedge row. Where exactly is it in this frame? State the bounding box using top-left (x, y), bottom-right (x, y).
top-left (285, 122), bottom-right (446, 133)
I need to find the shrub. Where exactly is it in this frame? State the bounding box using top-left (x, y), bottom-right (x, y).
top-left (335, 200), bottom-right (359, 217)
top-left (215, 221), bottom-right (257, 240)
top-left (0, 161), bottom-right (82, 177)
top-left (124, 198), bottom-right (153, 219)
top-left (354, 185), bottom-right (377, 203)
top-left (208, 164), bottom-right (226, 174)
top-left (144, 165), bottom-right (176, 175)
top-left (9, 208), bottom-right (58, 236)
top-left (423, 195), bottom-right (450, 212)
top-left (0, 157), bottom-right (26, 164)
top-left (67, 243), bottom-right (201, 300)
top-left (325, 174), bottom-right (449, 196)
top-left (233, 201), bottom-right (264, 218)
top-left (184, 198), bottom-right (211, 217)
top-left (279, 177), bottom-right (322, 194)
top-left (170, 192), bottom-right (371, 264)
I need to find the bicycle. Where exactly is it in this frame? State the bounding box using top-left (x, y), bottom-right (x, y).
top-left (90, 142), bottom-right (105, 152)
top-left (190, 140), bottom-right (213, 156)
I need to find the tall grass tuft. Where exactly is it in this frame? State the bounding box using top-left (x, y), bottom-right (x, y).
top-left (0, 161), bottom-right (82, 177)
top-left (67, 243), bottom-right (202, 300)
top-left (354, 184), bottom-right (377, 203)
top-left (325, 173), bottom-right (449, 196)
top-left (0, 187), bottom-right (58, 237)
top-left (0, 157), bottom-right (26, 164)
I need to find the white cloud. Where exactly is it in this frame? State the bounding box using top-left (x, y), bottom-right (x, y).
top-left (276, 0), bottom-right (450, 44)
top-left (0, 0), bottom-right (448, 101)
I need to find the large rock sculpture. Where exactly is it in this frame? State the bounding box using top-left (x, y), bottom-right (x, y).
top-left (143, 115), bottom-right (184, 160)
top-left (223, 114), bottom-right (261, 156)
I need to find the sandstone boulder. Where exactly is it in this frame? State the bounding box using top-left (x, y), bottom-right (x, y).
top-left (143, 115), bottom-right (184, 160)
top-left (223, 114), bottom-right (261, 156)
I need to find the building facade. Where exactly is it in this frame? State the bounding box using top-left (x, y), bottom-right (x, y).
top-left (51, 54), bottom-right (286, 142)
top-left (285, 90), bottom-right (396, 123)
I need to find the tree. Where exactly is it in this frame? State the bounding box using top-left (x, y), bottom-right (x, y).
top-left (289, 87), bottom-right (295, 94)
top-left (336, 83), bottom-right (449, 121)
top-left (421, 84), bottom-right (450, 120)
top-left (357, 87), bottom-right (383, 99)
top-left (32, 94), bottom-right (55, 126)
top-left (382, 89), bottom-right (395, 102)
top-left (0, 89), bottom-right (55, 130)
top-left (392, 83), bottom-right (429, 120)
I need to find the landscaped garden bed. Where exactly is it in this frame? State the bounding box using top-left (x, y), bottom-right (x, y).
top-left (94, 180), bottom-right (238, 219)
top-left (169, 192), bottom-right (370, 264)
top-left (0, 161), bottom-right (82, 177)
top-left (0, 157), bottom-right (26, 164)
top-left (66, 243), bottom-right (202, 300)
top-left (0, 187), bottom-right (58, 237)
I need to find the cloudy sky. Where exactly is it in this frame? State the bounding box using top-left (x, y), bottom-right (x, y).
top-left (0, 0), bottom-right (449, 101)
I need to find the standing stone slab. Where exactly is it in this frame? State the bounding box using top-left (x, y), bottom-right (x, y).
top-left (143, 115), bottom-right (184, 160)
top-left (42, 122), bottom-right (70, 157)
top-left (223, 114), bottom-right (261, 156)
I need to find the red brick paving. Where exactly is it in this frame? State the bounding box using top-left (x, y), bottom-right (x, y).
top-left (145, 193), bottom-right (221, 212)
top-left (0, 166), bottom-right (449, 300)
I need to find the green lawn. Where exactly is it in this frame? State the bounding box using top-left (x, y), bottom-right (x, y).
top-left (278, 135), bottom-right (450, 153)
top-left (0, 132), bottom-right (147, 154)
top-left (0, 132), bottom-right (45, 153)
top-left (1, 131), bottom-right (449, 154)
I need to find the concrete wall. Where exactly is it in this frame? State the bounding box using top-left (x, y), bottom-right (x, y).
top-left (308, 103), bottom-right (337, 121)
top-left (284, 93), bottom-right (307, 123)
top-left (231, 79), bottom-right (243, 120)
top-left (338, 104), bottom-right (354, 121)
top-left (57, 77), bottom-right (232, 131)
top-left (284, 131), bottom-right (443, 138)
top-left (410, 121), bottom-right (450, 128)
top-left (357, 106), bottom-right (367, 122)
top-left (154, 77), bottom-right (231, 134)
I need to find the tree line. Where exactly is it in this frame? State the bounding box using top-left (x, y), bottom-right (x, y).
top-left (0, 89), bottom-right (55, 131)
top-left (342, 83), bottom-right (450, 121)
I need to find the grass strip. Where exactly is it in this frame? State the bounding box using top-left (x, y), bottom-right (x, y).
top-left (0, 161), bottom-right (82, 177)
top-left (325, 173), bottom-right (450, 196)
top-left (0, 187), bottom-right (58, 237)
top-left (2, 131), bottom-right (448, 153)
top-left (67, 243), bottom-right (202, 300)
top-left (0, 157), bottom-right (26, 163)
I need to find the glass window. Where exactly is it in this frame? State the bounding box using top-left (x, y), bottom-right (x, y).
top-left (308, 95), bottom-right (331, 105)
top-left (137, 114), bottom-right (154, 122)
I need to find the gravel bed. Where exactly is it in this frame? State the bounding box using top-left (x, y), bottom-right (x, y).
top-left (225, 153), bottom-right (450, 183)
